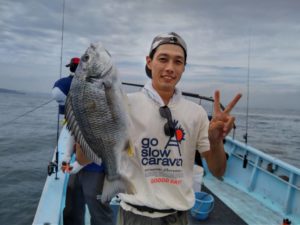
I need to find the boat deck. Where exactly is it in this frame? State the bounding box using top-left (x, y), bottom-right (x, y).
top-left (188, 185), bottom-right (247, 225)
top-left (85, 181), bottom-right (248, 225)
top-left (84, 184), bottom-right (248, 225)
top-left (203, 175), bottom-right (284, 225)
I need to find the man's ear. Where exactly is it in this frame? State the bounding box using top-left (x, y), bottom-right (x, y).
top-left (146, 56), bottom-right (152, 70)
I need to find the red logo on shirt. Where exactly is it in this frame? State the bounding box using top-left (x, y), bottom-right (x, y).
top-left (175, 125), bottom-right (185, 143)
top-left (164, 120), bottom-right (185, 156)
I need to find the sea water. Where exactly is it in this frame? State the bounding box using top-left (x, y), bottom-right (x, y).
top-left (0, 92), bottom-right (299, 225)
top-left (0, 92), bottom-right (57, 224)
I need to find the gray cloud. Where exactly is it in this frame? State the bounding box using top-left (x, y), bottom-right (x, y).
top-left (0, 0), bottom-right (299, 109)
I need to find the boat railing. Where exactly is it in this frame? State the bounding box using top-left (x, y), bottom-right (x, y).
top-left (223, 136), bottom-right (300, 221)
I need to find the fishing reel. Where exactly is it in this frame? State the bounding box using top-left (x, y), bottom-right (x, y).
top-left (47, 161), bottom-right (58, 176)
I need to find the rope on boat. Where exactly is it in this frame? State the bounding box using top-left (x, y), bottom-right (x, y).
top-left (0, 98), bottom-right (54, 128)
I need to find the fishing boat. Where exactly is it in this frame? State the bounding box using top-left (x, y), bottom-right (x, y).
top-left (32, 84), bottom-right (300, 225)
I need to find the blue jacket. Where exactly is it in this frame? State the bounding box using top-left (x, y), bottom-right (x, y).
top-left (52, 75), bottom-right (73, 114)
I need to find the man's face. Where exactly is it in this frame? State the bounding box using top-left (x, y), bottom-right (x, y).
top-left (147, 44), bottom-right (185, 93)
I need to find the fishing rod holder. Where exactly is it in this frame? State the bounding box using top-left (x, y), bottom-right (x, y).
top-left (47, 161), bottom-right (58, 176)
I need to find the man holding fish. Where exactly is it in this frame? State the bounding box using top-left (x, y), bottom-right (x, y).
top-left (68, 32), bottom-right (241, 225)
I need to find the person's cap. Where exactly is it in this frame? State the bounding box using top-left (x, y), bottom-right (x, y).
top-left (146, 32), bottom-right (187, 78)
top-left (148, 32), bottom-right (187, 57)
top-left (65, 57), bottom-right (80, 67)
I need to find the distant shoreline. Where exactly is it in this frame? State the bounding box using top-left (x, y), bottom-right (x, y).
top-left (0, 88), bottom-right (25, 95)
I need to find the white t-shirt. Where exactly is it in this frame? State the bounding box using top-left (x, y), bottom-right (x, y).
top-left (119, 81), bottom-right (210, 217)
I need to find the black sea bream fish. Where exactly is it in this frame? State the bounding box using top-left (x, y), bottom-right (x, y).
top-left (65, 42), bottom-right (133, 203)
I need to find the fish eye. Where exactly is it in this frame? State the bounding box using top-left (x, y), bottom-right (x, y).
top-left (82, 54), bottom-right (89, 62)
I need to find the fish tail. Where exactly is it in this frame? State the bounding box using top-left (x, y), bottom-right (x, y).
top-left (101, 177), bottom-right (128, 203)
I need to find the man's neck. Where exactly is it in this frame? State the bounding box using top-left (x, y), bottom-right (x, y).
top-left (155, 88), bottom-right (174, 105)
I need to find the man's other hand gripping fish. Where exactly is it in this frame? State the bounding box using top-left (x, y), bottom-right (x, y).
top-left (65, 42), bottom-right (134, 203)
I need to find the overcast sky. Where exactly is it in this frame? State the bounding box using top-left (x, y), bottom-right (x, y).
top-left (0, 0), bottom-right (299, 110)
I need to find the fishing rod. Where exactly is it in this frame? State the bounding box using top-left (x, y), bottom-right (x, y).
top-left (242, 36), bottom-right (251, 169)
top-left (49, 0), bottom-right (66, 179)
top-left (243, 37), bottom-right (251, 145)
top-left (55, 0), bottom-right (66, 178)
top-left (121, 82), bottom-right (235, 130)
top-left (122, 82), bottom-right (216, 105)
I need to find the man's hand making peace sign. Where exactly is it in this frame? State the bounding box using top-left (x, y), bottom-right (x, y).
top-left (209, 90), bottom-right (242, 142)
top-left (202, 90), bottom-right (242, 178)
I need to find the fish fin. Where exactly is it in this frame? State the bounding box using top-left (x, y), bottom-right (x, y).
top-left (125, 177), bottom-right (136, 195)
top-left (101, 177), bottom-right (128, 204)
top-left (125, 140), bottom-right (135, 156)
top-left (103, 80), bottom-right (112, 89)
top-left (65, 94), bottom-right (102, 165)
top-left (124, 140), bottom-right (134, 157)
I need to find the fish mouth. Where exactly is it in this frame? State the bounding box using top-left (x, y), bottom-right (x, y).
top-left (85, 76), bottom-right (99, 83)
